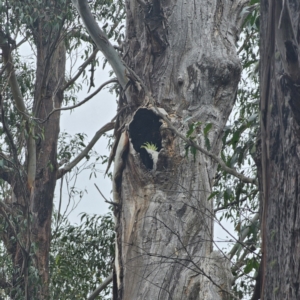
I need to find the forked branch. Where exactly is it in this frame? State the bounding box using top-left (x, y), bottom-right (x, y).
top-left (57, 121), bottom-right (115, 179)
top-left (42, 78), bottom-right (118, 123)
top-left (63, 48), bottom-right (99, 91)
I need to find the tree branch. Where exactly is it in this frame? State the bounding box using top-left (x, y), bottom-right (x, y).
top-left (233, 1), bottom-right (257, 35)
top-left (0, 201), bottom-right (27, 256)
top-left (0, 94), bottom-right (19, 166)
top-left (275, 0), bottom-right (300, 80)
top-left (214, 190), bottom-right (258, 213)
top-left (231, 248), bottom-right (251, 273)
top-left (71, 0), bottom-right (128, 89)
top-left (136, 0), bottom-right (148, 8)
top-left (1, 51), bottom-right (26, 115)
top-left (94, 183), bottom-right (120, 207)
top-left (63, 48), bottom-right (99, 91)
top-left (107, 5), bottom-right (125, 38)
top-left (41, 78), bottom-right (118, 123)
top-left (16, 37), bottom-right (27, 49)
top-left (0, 275), bottom-right (11, 289)
top-left (57, 122), bottom-right (115, 179)
top-left (0, 36), bottom-right (36, 190)
top-left (68, 29), bottom-right (94, 44)
top-left (153, 107), bottom-right (258, 186)
top-left (87, 273), bottom-right (113, 300)
top-left (0, 62), bottom-right (8, 78)
top-left (0, 152), bottom-right (14, 184)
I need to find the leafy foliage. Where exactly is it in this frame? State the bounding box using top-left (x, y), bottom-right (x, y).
top-left (184, 121), bottom-right (201, 159)
top-left (215, 4), bottom-right (260, 299)
top-left (0, 211), bottom-right (115, 299)
top-left (50, 212), bottom-right (115, 299)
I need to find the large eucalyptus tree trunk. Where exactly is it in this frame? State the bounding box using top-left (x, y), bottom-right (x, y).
top-left (112, 1), bottom-right (246, 299)
top-left (260, 0), bottom-right (300, 299)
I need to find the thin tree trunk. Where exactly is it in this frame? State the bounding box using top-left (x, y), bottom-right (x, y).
top-left (260, 0), bottom-right (300, 299)
top-left (113, 1), bottom-right (247, 299)
top-left (30, 39), bottom-right (65, 299)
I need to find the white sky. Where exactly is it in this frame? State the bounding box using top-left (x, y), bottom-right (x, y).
top-left (57, 56), bottom-right (116, 224)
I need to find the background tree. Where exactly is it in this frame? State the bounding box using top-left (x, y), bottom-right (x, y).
top-left (50, 212), bottom-right (115, 299)
top-left (0, 0), bottom-right (123, 298)
top-left (260, 0), bottom-right (300, 298)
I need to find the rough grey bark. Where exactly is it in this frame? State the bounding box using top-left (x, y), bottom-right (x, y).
top-left (260, 0), bottom-right (300, 299)
top-left (112, 1), bottom-right (248, 299)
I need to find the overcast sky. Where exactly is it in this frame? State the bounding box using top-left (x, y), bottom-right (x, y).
top-left (58, 55), bottom-right (116, 224)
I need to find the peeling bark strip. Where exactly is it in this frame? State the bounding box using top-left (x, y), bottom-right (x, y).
top-left (260, 0), bottom-right (300, 299)
top-left (112, 1), bottom-right (246, 299)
